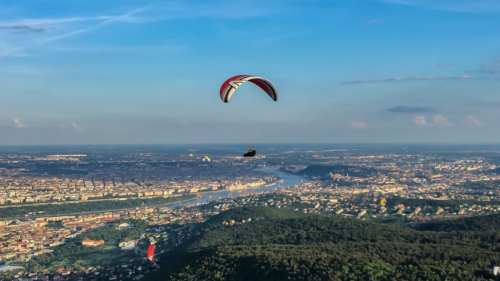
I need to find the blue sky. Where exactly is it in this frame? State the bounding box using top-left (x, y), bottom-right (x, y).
top-left (0, 0), bottom-right (499, 145)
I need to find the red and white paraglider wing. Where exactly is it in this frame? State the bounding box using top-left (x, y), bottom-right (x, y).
top-left (220, 75), bottom-right (278, 103)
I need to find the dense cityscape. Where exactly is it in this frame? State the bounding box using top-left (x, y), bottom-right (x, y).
top-left (1, 145), bottom-right (500, 280)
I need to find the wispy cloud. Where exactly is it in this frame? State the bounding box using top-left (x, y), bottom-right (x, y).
top-left (374, 0), bottom-right (500, 14)
top-left (38, 7), bottom-right (148, 44)
top-left (388, 106), bottom-right (432, 113)
top-left (348, 121), bottom-right (368, 129)
top-left (433, 115), bottom-right (453, 127)
top-left (0, 18), bottom-right (88, 46)
top-left (53, 45), bottom-right (184, 53)
top-left (32, 1), bottom-right (273, 45)
top-left (13, 117), bottom-right (25, 128)
top-left (0, 8), bottom-right (149, 58)
top-left (479, 60), bottom-right (500, 74)
top-left (72, 122), bottom-right (84, 132)
top-left (151, 1), bottom-right (278, 20)
top-left (470, 100), bottom-right (500, 107)
top-left (0, 1), bottom-right (280, 59)
top-left (0, 24), bottom-right (47, 33)
top-left (0, 1), bottom-right (274, 32)
top-left (343, 75), bottom-right (471, 84)
top-left (463, 115), bottom-right (482, 127)
top-left (483, 60), bottom-right (500, 68)
top-left (0, 17), bottom-right (92, 27)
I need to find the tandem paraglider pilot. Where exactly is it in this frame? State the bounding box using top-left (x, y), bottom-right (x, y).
top-left (244, 147), bottom-right (256, 157)
top-left (220, 74), bottom-right (277, 159)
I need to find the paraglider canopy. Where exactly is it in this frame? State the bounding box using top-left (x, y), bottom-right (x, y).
top-left (202, 156), bottom-right (211, 162)
top-left (147, 245), bottom-right (155, 261)
top-left (380, 198), bottom-right (387, 205)
top-left (220, 75), bottom-right (278, 103)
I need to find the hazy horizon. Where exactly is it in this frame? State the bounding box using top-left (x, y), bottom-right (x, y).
top-left (1, 142), bottom-right (500, 148)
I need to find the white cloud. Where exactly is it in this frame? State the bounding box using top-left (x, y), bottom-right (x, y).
top-left (343, 75), bottom-right (471, 84)
top-left (463, 115), bottom-right (482, 127)
top-left (413, 115), bottom-right (454, 127)
top-left (413, 115), bottom-right (433, 127)
top-left (348, 121), bottom-right (368, 129)
top-left (13, 117), bottom-right (25, 128)
top-left (72, 122), bottom-right (84, 132)
top-left (433, 115), bottom-right (453, 127)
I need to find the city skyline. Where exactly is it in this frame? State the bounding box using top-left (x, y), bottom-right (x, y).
top-left (1, 0), bottom-right (499, 145)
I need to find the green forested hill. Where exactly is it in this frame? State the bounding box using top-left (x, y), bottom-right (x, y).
top-left (201, 206), bottom-right (307, 229)
top-left (148, 207), bottom-right (500, 281)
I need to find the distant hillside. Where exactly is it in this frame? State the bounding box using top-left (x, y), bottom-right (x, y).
top-left (416, 213), bottom-right (500, 232)
top-left (297, 164), bottom-right (377, 178)
top-left (385, 196), bottom-right (500, 213)
top-left (147, 207), bottom-right (500, 281)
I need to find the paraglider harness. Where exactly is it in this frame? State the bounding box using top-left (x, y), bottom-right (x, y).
top-left (244, 147), bottom-right (256, 157)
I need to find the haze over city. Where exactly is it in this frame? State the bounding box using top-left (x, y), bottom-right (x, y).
top-left (1, 0), bottom-right (499, 145)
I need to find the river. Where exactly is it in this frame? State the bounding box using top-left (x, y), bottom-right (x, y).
top-left (164, 167), bottom-right (310, 209)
